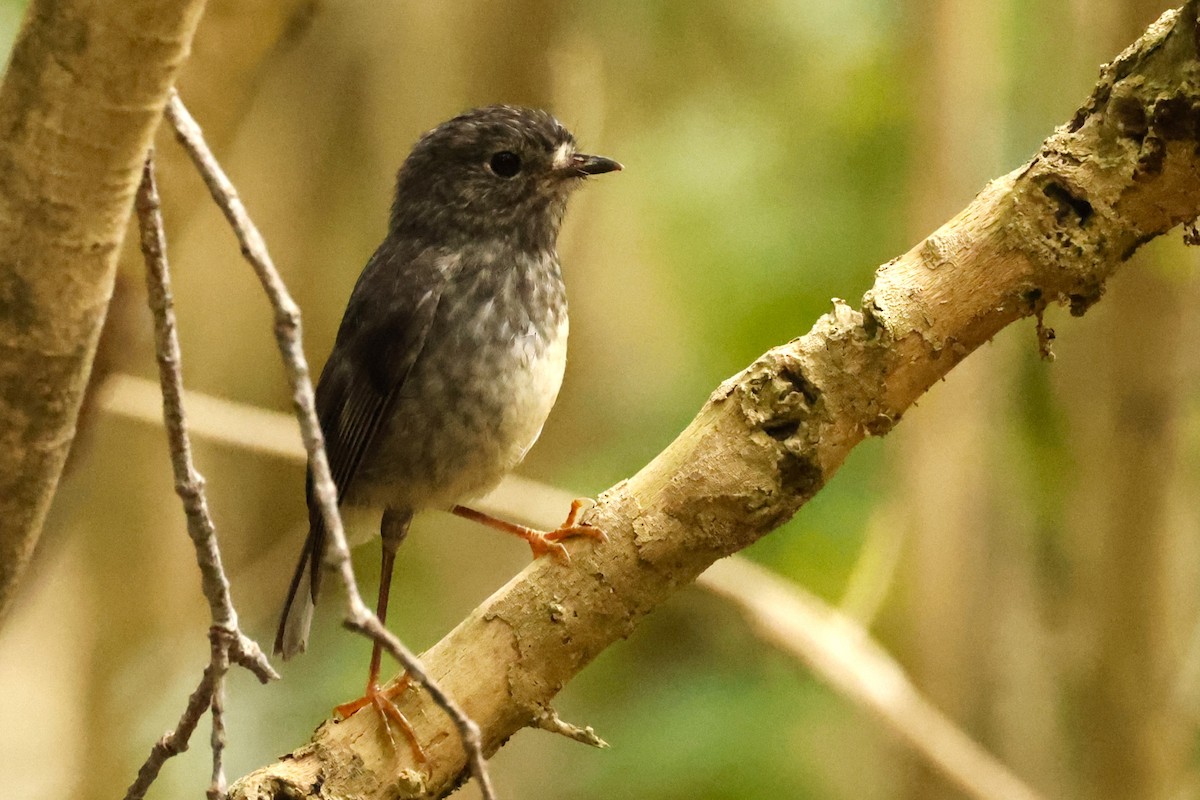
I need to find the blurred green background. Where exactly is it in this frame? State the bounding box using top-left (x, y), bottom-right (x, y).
top-left (2, 1), bottom-right (1199, 798)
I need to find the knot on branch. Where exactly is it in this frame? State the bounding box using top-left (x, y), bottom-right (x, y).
top-left (749, 358), bottom-right (822, 444)
top-left (208, 623), bottom-right (237, 647)
top-left (723, 347), bottom-right (832, 504)
top-left (1041, 181), bottom-right (1094, 227)
top-left (1008, 5), bottom-right (1200, 313)
top-left (175, 474), bottom-right (207, 503)
top-left (274, 301), bottom-right (301, 338)
top-left (1109, 86), bottom-right (1200, 182)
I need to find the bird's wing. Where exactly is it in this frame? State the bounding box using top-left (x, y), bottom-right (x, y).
top-left (275, 246), bottom-right (455, 657)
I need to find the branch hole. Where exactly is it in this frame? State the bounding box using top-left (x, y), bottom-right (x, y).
top-left (1042, 182), bottom-right (1093, 225)
top-left (762, 420), bottom-right (800, 441)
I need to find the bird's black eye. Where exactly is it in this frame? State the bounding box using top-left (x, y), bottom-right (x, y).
top-left (489, 151), bottom-right (522, 178)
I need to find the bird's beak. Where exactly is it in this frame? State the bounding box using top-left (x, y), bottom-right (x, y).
top-left (569, 153), bottom-right (623, 176)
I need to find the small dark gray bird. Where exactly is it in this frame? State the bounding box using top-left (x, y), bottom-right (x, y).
top-left (274, 106), bottom-right (619, 718)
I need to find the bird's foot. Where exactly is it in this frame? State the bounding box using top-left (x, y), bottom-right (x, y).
top-left (452, 498), bottom-right (607, 562)
top-left (526, 499), bottom-right (608, 561)
top-left (334, 675), bottom-right (427, 764)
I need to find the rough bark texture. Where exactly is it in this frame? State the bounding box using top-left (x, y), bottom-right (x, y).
top-left (231, 6), bottom-right (1200, 799)
top-left (0, 0), bottom-right (208, 622)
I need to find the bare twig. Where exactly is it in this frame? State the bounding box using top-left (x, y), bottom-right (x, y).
top-left (699, 559), bottom-right (1043, 800)
top-left (207, 627), bottom-right (233, 800)
top-left (163, 92), bottom-right (496, 800)
top-left (533, 707), bottom-right (609, 749)
top-left (123, 665), bottom-right (217, 800)
top-left (139, 165), bottom-right (235, 634)
top-left (127, 155), bottom-right (279, 800)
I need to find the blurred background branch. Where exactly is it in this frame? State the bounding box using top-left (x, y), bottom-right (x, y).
top-left (699, 559), bottom-right (1043, 800)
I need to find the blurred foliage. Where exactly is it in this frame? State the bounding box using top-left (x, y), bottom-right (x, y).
top-left (0, 1), bottom-right (1198, 799)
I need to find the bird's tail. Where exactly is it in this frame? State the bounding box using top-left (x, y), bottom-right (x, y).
top-left (275, 496), bottom-right (327, 659)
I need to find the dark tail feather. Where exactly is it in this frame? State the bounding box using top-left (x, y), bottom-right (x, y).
top-left (275, 474), bottom-right (328, 658)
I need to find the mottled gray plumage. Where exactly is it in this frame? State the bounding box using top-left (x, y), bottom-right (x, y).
top-left (275, 106), bottom-right (620, 658)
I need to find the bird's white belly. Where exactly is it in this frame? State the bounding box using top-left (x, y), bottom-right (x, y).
top-left (351, 313), bottom-right (568, 512)
top-left (428, 315), bottom-right (569, 507)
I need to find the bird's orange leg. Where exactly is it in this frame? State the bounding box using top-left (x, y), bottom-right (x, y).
top-left (333, 512), bottom-right (427, 765)
top-left (452, 498), bottom-right (607, 561)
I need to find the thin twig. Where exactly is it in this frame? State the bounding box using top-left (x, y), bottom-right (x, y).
top-left (533, 706), bottom-right (609, 749)
top-left (164, 90), bottom-right (497, 800)
top-left (123, 665), bottom-right (217, 799)
top-left (139, 158), bottom-right (234, 633)
top-left (125, 155), bottom-right (278, 800)
top-left (208, 629), bottom-right (231, 800)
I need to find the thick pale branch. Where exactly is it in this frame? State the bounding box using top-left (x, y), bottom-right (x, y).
top-left (232, 6), bottom-right (1200, 798)
top-left (98, 374), bottom-right (1031, 796)
top-left (0, 0), bottom-right (207, 623)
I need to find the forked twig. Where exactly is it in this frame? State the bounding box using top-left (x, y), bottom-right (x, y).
top-left (126, 155), bottom-right (278, 800)
top-left (164, 90), bottom-right (496, 799)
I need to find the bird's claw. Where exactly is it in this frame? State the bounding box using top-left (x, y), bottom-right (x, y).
top-left (528, 534), bottom-right (572, 562)
top-left (453, 498), bottom-right (607, 562)
top-left (334, 677), bottom-right (427, 764)
top-left (527, 499), bottom-right (608, 561)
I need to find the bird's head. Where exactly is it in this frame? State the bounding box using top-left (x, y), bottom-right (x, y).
top-left (390, 105), bottom-right (621, 250)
